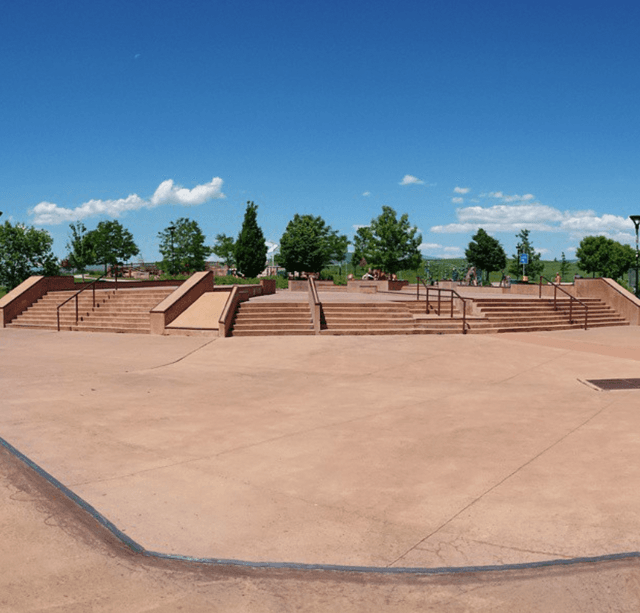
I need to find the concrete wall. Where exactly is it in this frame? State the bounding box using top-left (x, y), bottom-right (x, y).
top-left (0, 276), bottom-right (75, 326)
top-left (574, 278), bottom-right (640, 325)
top-left (150, 271), bottom-right (214, 335)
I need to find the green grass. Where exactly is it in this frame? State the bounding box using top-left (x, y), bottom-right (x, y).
top-left (322, 259), bottom-right (616, 286)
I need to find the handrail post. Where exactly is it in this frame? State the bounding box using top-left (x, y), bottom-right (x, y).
top-left (426, 287), bottom-right (430, 314)
top-left (450, 290), bottom-right (453, 318)
top-left (417, 276), bottom-right (420, 301)
top-left (570, 296), bottom-right (573, 323)
top-left (437, 289), bottom-right (441, 316)
top-left (57, 309), bottom-right (60, 332)
top-left (462, 299), bottom-right (467, 334)
top-left (75, 295), bottom-right (78, 325)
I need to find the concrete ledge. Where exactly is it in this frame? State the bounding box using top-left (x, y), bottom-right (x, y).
top-left (150, 271), bottom-right (214, 335)
top-left (0, 276), bottom-right (75, 326)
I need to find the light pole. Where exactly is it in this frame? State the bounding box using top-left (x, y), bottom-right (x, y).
top-left (630, 215), bottom-right (640, 296)
top-left (167, 224), bottom-right (176, 275)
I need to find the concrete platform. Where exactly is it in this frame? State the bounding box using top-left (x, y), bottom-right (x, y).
top-left (3, 326), bottom-right (640, 610)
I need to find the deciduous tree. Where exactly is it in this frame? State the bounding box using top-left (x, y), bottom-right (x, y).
top-left (576, 235), bottom-right (635, 279)
top-left (279, 214), bottom-right (348, 274)
top-left (90, 220), bottom-right (139, 276)
top-left (0, 221), bottom-right (59, 290)
top-left (65, 222), bottom-right (96, 281)
top-left (465, 228), bottom-right (506, 285)
top-left (158, 218), bottom-right (212, 274)
top-left (352, 206), bottom-right (422, 275)
top-left (212, 233), bottom-right (236, 268)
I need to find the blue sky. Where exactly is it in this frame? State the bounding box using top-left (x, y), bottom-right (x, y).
top-left (2, 0), bottom-right (640, 263)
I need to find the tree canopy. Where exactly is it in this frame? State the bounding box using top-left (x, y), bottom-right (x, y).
top-left (212, 233), bottom-right (236, 268)
top-left (278, 214), bottom-right (348, 274)
top-left (65, 222), bottom-right (96, 278)
top-left (235, 201), bottom-right (268, 277)
top-left (158, 218), bottom-right (212, 274)
top-left (576, 235), bottom-right (635, 280)
top-left (508, 229), bottom-right (544, 280)
top-left (465, 228), bottom-right (506, 284)
top-left (91, 220), bottom-right (139, 275)
top-left (352, 206), bottom-right (422, 275)
top-left (0, 221), bottom-right (59, 290)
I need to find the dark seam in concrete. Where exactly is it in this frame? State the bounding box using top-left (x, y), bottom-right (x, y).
top-left (2, 433), bottom-right (639, 577)
top-left (142, 338), bottom-right (217, 371)
top-left (385, 398), bottom-right (619, 568)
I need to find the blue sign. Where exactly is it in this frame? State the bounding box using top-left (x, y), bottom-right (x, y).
top-left (519, 253), bottom-right (529, 265)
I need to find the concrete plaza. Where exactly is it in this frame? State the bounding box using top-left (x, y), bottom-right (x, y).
top-left (2, 325), bottom-right (640, 610)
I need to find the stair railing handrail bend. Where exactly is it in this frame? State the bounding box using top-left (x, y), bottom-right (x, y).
top-left (416, 277), bottom-right (468, 334)
top-left (538, 275), bottom-right (588, 329)
top-left (56, 274), bottom-right (117, 331)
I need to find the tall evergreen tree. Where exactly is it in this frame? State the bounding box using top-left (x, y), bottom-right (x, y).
top-left (235, 201), bottom-right (268, 277)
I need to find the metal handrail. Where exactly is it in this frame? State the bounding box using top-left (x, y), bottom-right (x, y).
top-left (539, 276), bottom-right (588, 329)
top-left (56, 274), bottom-right (117, 331)
top-left (416, 277), bottom-right (469, 334)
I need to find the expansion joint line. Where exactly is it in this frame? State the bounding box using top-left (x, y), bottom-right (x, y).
top-left (139, 338), bottom-right (217, 371)
top-left (386, 397), bottom-right (619, 568)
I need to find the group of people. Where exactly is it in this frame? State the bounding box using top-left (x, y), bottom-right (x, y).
top-left (360, 268), bottom-right (398, 281)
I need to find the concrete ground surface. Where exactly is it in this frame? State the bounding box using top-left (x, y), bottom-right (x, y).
top-left (2, 324), bottom-right (640, 611)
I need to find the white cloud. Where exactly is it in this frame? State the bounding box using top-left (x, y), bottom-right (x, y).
top-left (419, 243), bottom-right (462, 258)
top-left (451, 197), bottom-right (464, 204)
top-left (399, 174), bottom-right (424, 186)
top-left (30, 177), bottom-right (225, 225)
top-left (453, 187), bottom-right (470, 194)
top-left (431, 195), bottom-right (635, 245)
top-left (266, 241), bottom-right (279, 253)
top-left (362, 191), bottom-right (371, 197)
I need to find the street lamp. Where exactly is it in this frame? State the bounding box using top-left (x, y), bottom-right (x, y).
top-left (167, 224), bottom-right (176, 275)
top-left (630, 215), bottom-right (640, 296)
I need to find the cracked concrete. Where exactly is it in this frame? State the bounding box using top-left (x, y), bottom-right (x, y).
top-left (3, 324), bottom-right (640, 610)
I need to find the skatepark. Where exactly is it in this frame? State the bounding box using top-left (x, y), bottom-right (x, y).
top-left (3, 321), bottom-right (640, 611)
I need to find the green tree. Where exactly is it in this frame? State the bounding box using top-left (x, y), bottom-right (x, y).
top-left (65, 222), bottom-right (96, 281)
top-left (279, 214), bottom-right (349, 274)
top-left (576, 235), bottom-right (635, 279)
top-left (158, 218), bottom-right (212, 275)
top-left (0, 221), bottom-right (59, 290)
top-left (90, 220), bottom-right (139, 276)
top-left (559, 252), bottom-right (570, 281)
top-left (212, 233), bottom-right (236, 268)
top-left (465, 228), bottom-right (506, 285)
top-left (509, 229), bottom-right (544, 280)
top-left (235, 201), bottom-right (268, 277)
top-left (353, 206), bottom-right (422, 275)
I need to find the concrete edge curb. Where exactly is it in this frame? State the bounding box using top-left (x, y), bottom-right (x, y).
top-left (2, 434), bottom-right (639, 576)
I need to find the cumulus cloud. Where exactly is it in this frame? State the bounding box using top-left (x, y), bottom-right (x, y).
top-left (453, 187), bottom-right (470, 194)
top-left (452, 197), bottom-right (464, 204)
top-left (399, 174), bottom-right (424, 186)
top-left (431, 189), bottom-right (635, 244)
top-left (362, 191), bottom-right (371, 197)
top-left (419, 243), bottom-right (462, 258)
top-left (30, 177), bottom-right (225, 225)
top-left (266, 241), bottom-right (279, 254)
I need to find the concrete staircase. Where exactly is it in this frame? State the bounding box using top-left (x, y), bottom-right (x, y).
top-left (320, 302), bottom-right (416, 335)
top-left (7, 287), bottom-right (176, 334)
top-left (227, 296), bottom-right (629, 337)
top-left (471, 297), bottom-right (629, 333)
top-left (230, 302), bottom-right (314, 336)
